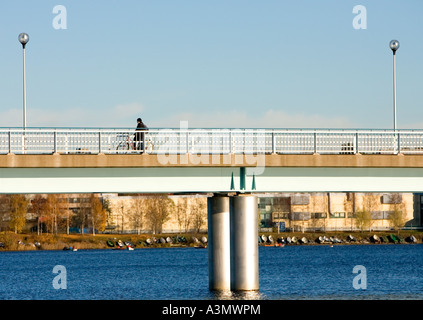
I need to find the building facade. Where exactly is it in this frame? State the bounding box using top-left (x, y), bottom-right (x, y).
top-left (259, 192), bottom-right (418, 232)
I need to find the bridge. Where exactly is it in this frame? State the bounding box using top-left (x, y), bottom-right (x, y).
top-left (2, 126), bottom-right (423, 292)
top-left (1, 127), bottom-right (423, 194)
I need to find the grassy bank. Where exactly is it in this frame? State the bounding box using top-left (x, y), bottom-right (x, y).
top-left (0, 230), bottom-right (422, 251)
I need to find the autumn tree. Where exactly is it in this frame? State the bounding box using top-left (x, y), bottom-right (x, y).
top-left (174, 197), bottom-right (191, 232)
top-left (9, 194), bottom-right (29, 234)
top-left (0, 195), bottom-right (11, 231)
top-left (190, 198), bottom-right (207, 233)
top-left (388, 194), bottom-right (407, 234)
top-left (145, 195), bottom-right (175, 234)
top-left (354, 210), bottom-right (372, 232)
top-left (89, 194), bottom-right (107, 235)
top-left (44, 194), bottom-right (67, 234)
top-left (355, 193), bottom-right (379, 232)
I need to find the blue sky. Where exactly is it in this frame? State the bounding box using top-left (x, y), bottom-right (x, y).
top-left (0, 0), bottom-right (422, 129)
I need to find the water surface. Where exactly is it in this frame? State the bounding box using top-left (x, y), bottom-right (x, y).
top-left (0, 244), bottom-right (422, 300)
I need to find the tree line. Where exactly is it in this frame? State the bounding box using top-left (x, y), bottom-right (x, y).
top-left (0, 194), bottom-right (106, 235)
top-left (0, 194), bottom-right (208, 235)
top-left (114, 195), bottom-right (207, 234)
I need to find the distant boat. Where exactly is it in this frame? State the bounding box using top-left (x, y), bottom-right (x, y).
top-left (194, 245), bottom-right (207, 249)
top-left (106, 240), bottom-right (115, 247)
top-left (406, 235), bottom-right (417, 243)
top-left (276, 237), bottom-right (285, 245)
top-left (127, 246), bottom-right (134, 251)
top-left (347, 235), bottom-right (356, 242)
top-left (261, 235), bottom-right (268, 243)
top-left (388, 234), bottom-right (399, 243)
top-left (63, 246), bottom-right (77, 251)
top-left (333, 237), bottom-right (342, 243)
top-left (300, 237), bottom-right (308, 244)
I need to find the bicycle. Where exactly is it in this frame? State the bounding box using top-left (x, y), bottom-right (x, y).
top-left (116, 134), bottom-right (154, 153)
top-left (116, 134), bottom-right (135, 152)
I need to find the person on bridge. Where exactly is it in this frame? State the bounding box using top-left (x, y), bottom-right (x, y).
top-left (134, 118), bottom-right (148, 151)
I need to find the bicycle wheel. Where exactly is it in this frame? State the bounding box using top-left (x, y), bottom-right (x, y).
top-left (116, 141), bottom-right (130, 152)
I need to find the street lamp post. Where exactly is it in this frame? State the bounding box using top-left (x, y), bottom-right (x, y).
top-left (18, 33), bottom-right (29, 130)
top-left (389, 40), bottom-right (400, 132)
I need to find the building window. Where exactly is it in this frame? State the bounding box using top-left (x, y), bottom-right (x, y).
top-left (290, 212), bottom-right (311, 221)
top-left (312, 212), bottom-right (327, 219)
top-left (330, 212), bottom-right (345, 218)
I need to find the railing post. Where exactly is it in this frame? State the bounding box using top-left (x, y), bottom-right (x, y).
top-left (229, 130), bottom-right (233, 154)
top-left (8, 130), bottom-right (11, 154)
top-left (186, 131), bottom-right (190, 154)
top-left (397, 132), bottom-right (401, 154)
top-left (313, 132), bottom-right (317, 154)
top-left (272, 131), bottom-right (276, 154)
top-left (98, 131), bottom-right (102, 154)
top-left (355, 132), bottom-right (359, 154)
top-left (54, 131), bottom-right (57, 153)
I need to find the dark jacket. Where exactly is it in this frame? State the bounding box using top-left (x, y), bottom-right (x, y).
top-left (134, 122), bottom-right (148, 142)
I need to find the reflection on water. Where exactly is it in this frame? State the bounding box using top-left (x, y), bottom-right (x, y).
top-left (209, 290), bottom-right (264, 300)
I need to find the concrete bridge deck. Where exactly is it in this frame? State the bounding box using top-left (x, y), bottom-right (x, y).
top-left (1, 153), bottom-right (423, 168)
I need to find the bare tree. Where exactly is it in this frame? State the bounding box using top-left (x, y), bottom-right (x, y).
top-left (72, 195), bottom-right (91, 234)
top-left (344, 193), bottom-right (354, 231)
top-left (31, 194), bottom-right (47, 235)
top-left (43, 194), bottom-right (67, 234)
top-left (309, 193), bottom-right (328, 232)
top-left (130, 197), bottom-right (146, 234)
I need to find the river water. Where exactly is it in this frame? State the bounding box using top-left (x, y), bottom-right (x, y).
top-left (0, 244), bottom-right (422, 300)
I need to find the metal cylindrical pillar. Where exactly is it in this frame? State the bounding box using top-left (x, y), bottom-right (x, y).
top-left (207, 195), bottom-right (230, 290)
top-left (230, 195), bottom-right (259, 291)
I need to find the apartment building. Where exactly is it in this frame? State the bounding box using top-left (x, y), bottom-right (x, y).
top-left (259, 192), bottom-right (419, 232)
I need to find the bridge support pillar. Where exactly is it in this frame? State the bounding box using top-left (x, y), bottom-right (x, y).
top-left (207, 194), bottom-right (231, 291)
top-left (230, 195), bottom-right (259, 291)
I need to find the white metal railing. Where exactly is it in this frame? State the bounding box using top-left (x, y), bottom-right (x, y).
top-left (1, 128), bottom-right (423, 155)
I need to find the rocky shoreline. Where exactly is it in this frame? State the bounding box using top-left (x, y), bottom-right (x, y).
top-left (258, 233), bottom-right (420, 246)
top-left (0, 231), bottom-right (421, 252)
